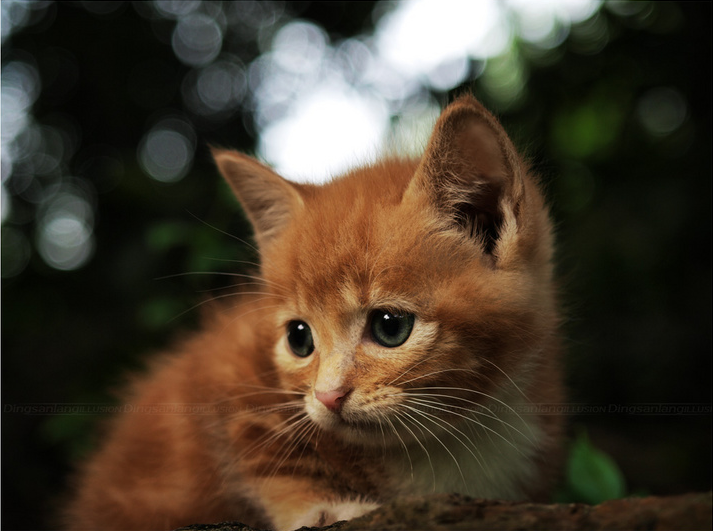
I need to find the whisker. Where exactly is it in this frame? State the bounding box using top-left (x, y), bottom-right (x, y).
top-left (214, 406), bottom-right (307, 484)
top-left (156, 271), bottom-right (288, 295)
top-left (212, 367), bottom-right (288, 398)
top-left (390, 409), bottom-right (435, 490)
top-left (203, 400), bottom-right (304, 431)
top-left (265, 415), bottom-right (314, 481)
top-left (376, 416), bottom-right (388, 462)
top-left (398, 408), bottom-right (466, 488)
top-left (386, 353), bottom-right (442, 387)
top-left (401, 399), bottom-right (505, 478)
top-left (402, 393), bottom-right (533, 448)
top-left (221, 385), bottom-right (304, 400)
top-left (401, 401), bottom-right (485, 469)
top-left (236, 410), bottom-right (308, 462)
top-left (383, 414), bottom-right (413, 481)
top-left (479, 357), bottom-right (530, 400)
top-left (407, 385), bottom-right (532, 435)
top-left (194, 281), bottom-right (274, 295)
top-left (186, 211), bottom-right (260, 254)
top-left (166, 292), bottom-right (282, 324)
top-left (219, 303), bottom-right (285, 334)
top-left (201, 256), bottom-right (263, 270)
top-left (288, 420), bottom-right (320, 478)
top-left (396, 367), bottom-right (477, 387)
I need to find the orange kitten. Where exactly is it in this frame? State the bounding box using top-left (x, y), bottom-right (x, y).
top-left (64, 95), bottom-right (564, 531)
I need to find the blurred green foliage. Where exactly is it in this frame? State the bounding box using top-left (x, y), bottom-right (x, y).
top-left (556, 428), bottom-right (628, 504)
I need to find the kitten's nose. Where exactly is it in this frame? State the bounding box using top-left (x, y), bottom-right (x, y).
top-left (315, 387), bottom-right (351, 413)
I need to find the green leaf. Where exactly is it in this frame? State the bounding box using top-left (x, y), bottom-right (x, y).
top-left (563, 428), bottom-right (627, 504)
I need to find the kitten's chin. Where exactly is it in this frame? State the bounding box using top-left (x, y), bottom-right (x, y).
top-left (324, 419), bottom-right (398, 447)
top-left (307, 407), bottom-right (399, 447)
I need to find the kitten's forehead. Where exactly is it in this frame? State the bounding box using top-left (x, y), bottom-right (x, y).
top-left (265, 160), bottom-right (447, 316)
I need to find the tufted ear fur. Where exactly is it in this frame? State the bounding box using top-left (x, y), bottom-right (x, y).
top-left (212, 149), bottom-right (307, 250)
top-left (407, 94), bottom-right (525, 254)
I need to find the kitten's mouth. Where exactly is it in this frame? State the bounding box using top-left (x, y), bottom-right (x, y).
top-left (306, 392), bottom-right (404, 444)
top-left (310, 407), bottom-right (400, 446)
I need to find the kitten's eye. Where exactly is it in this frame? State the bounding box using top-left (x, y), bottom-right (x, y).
top-left (286, 321), bottom-right (314, 358)
top-left (370, 310), bottom-right (415, 348)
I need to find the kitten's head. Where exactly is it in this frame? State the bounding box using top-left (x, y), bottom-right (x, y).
top-left (213, 95), bottom-right (557, 445)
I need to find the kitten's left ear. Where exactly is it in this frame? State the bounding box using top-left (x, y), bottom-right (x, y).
top-left (211, 148), bottom-right (305, 249)
top-left (407, 94), bottom-right (525, 254)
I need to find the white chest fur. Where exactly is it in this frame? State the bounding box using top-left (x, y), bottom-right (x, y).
top-left (384, 397), bottom-right (543, 500)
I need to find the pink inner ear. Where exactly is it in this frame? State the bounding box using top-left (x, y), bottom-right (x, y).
top-left (456, 120), bottom-right (508, 187)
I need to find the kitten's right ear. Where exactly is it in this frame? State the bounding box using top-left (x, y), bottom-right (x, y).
top-left (211, 148), bottom-right (305, 248)
top-left (405, 94), bottom-right (525, 256)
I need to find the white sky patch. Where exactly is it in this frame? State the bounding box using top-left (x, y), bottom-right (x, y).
top-left (375, 0), bottom-right (509, 77)
top-left (253, 0), bottom-right (604, 184)
top-left (505, 0), bottom-right (603, 45)
top-left (258, 85), bottom-right (389, 183)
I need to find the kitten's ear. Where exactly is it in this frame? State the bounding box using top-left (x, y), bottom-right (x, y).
top-left (211, 148), bottom-right (305, 248)
top-left (408, 94), bottom-right (524, 254)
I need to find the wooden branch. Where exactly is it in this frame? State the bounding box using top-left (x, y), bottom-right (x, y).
top-left (176, 492), bottom-right (712, 531)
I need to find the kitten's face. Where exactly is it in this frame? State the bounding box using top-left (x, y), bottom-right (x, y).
top-left (214, 95), bottom-right (555, 447)
top-left (261, 163), bottom-right (541, 446)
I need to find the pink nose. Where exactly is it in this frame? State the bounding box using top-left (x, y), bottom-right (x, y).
top-left (315, 387), bottom-right (351, 412)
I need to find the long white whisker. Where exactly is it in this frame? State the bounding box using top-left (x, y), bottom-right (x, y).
top-left (266, 415), bottom-right (314, 480)
top-left (390, 410), bottom-right (435, 490)
top-left (195, 281), bottom-right (275, 295)
top-left (167, 292), bottom-right (282, 324)
top-left (383, 414), bottom-right (413, 481)
top-left (201, 256), bottom-right (263, 269)
top-left (398, 408), bottom-right (466, 488)
top-left (479, 357), bottom-right (530, 400)
top-left (407, 386), bottom-right (534, 439)
top-left (219, 303), bottom-right (285, 334)
top-left (237, 410), bottom-right (307, 461)
top-left (186, 211), bottom-right (260, 254)
top-left (401, 401), bottom-right (486, 472)
top-left (205, 400), bottom-right (303, 431)
top-left (402, 393), bottom-right (533, 449)
top-left (386, 353), bottom-right (443, 386)
top-left (157, 271), bottom-right (288, 294)
top-left (223, 382), bottom-right (305, 395)
top-left (376, 416), bottom-right (388, 462)
top-left (397, 367), bottom-right (477, 387)
top-left (290, 421), bottom-right (320, 478)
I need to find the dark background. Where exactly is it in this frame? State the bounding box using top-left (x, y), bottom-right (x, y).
top-left (2, 2), bottom-right (710, 529)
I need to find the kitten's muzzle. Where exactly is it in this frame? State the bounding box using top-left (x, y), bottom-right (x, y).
top-left (315, 387), bottom-right (352, 413)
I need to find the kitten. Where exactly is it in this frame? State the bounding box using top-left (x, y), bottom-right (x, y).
top-left (64, 94), bottom-right (564, 531)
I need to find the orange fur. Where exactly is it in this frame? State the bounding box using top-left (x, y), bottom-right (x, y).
top-left (64, 95), bottom-right (564, 530)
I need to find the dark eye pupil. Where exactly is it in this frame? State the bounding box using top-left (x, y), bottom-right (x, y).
top-left (287, 321), bottom-right (314, 358)
top-left (371, 310), bottom-right (415, 348)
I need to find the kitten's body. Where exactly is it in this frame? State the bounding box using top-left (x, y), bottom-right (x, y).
top-left (65, 96), bottom-right (564, 530)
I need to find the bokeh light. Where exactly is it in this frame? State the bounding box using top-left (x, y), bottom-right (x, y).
top-left (1, 60), bottom-right (41, 156)
top-left (138, 117), bottom-right (196, 183)
top-left (181, 57), bottom-right (246, 119)
top-left (36, 181), bottom-right (96, 271)
top-left (153, 0), bottom-right (201, 19)
top-left (0, 0), bottom-right (619, 272)
top-left (249, 0), bottom-right (606, 182)
top-left (636, 87), bottom-right (688, 137)
top-left (1, 0), bottom-right (49, 44)
top-left (171, 13), bottom-right (223, 67)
